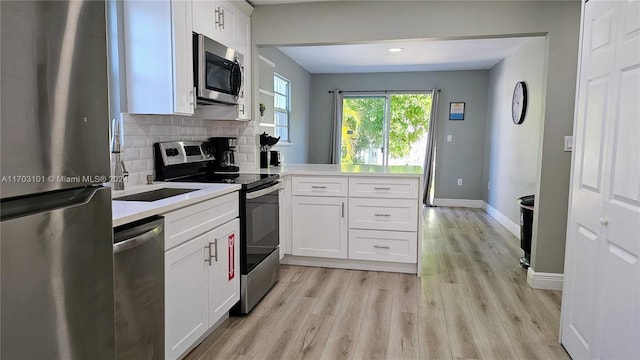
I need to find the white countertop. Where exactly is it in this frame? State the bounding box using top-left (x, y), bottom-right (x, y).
top-left (112, 163), bottom-right (420, 226)
top-left (112, 182), bottom-right (240, 227)
top-left (257, 163), bottom-right (423, 177)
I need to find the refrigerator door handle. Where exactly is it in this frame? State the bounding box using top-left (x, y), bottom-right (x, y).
top-left (1, 186), bottom-right (101, 221)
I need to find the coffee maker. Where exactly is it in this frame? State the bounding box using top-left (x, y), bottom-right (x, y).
top-left (205, 137), bottom-right (239, 172)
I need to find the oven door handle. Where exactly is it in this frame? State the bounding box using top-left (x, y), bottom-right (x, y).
top-left (245, 182), bottom-right (281, 199)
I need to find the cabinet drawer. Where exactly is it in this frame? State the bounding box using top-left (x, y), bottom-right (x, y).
top-left (163, 192), bottom-right (239, 250)
top-left (349, 229), bottom-right (417, 263)
top-left (292, 176), bottom-right (348, 197)
top-left (349, 198), bottom-right (417, 232)
top-left (349, 177), bottom-right (419, 199)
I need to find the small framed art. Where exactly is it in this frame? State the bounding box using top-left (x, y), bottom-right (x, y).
top-left (449, 102), bottom-right (465, 120)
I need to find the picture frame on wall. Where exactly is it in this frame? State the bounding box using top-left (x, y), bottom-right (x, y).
top-left (449, 102), bottom-right (465, 120)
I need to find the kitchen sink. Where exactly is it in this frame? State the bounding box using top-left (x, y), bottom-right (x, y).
top-left (114, 188), bottom-right (198, 202)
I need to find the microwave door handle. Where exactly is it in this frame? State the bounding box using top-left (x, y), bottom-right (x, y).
top-left (198, 35), bottom-right (206, 97)
top-left (231, 60), bottom-right (242, 97)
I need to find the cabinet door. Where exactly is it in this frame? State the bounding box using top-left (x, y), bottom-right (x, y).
top-left (292, 196), bottom-right (347, 259)
top-left (172, 0), bottom-right (194, 115)
top-left (236, 10), bottom-right (251, 121)
top-left (122, 0), bottom-right (193, 115)
top-left (165, 233), bottom-right (208, 359)
top-left (208, 218), bottom-right (241, 326)
top-left (214, 1), bottom-right (235, 47)
top-left (192, 0), bottom-right (216, 40)
top-left (234, 10), bottom-right (250, 55)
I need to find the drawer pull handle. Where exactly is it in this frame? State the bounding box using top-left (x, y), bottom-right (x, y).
top-left (374, 213), bottom-right (391, 217)
top-left (311, 186), bottom-right (327, 189)
top-left (374, 245), bottom-right (390, 249)
top-left (374, 187), bottom-right (391, 190)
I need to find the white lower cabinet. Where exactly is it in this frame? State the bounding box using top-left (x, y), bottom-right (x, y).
top-left (288, 175), bottom-right (419, 270)
top-left (164, 199), bottom-right (240, 360)
top-left (291, 196), bottom-right (347, 259)
top-left (165, 232), bottom-right (208, 360)
top-left (207, 220), bottom-right (240, 325)
top-left (349, 198), bottom-right (418, 232)
top-left (349, 229), bottom-right (417, 263)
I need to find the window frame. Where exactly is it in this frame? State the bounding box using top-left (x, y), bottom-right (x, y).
top-left (273, 73), bottom-right (290, 143)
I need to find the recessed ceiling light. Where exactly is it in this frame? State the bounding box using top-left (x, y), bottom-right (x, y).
top-left (388, 47), bottom-right (403, 53)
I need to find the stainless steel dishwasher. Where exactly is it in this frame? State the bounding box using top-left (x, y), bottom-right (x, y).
top-left (113, 216), bottom-right (164, 360)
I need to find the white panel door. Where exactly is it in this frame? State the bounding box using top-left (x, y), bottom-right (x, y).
top-left (165, 233), bottom-right (208, 360)
top-left (291, 196), bottom-right (348, 259)
top-left (208, 219), bottom-right (241, 326)
top-left (562, 1), bottom-right (640, 359)
top-left (596, 0), bottom-right (640, 357)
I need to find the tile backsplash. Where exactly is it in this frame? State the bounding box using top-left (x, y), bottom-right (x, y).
top-left (114, 110), bottom-right (256, 185)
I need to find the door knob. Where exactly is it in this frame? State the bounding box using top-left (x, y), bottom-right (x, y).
top-left (600, 217), bottom-right (608, 226)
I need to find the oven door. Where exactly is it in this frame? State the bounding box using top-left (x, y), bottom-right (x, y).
top-left (194, 33), bottom-right (243, 105)
top-left (243, 182), bottom-right (280, 274)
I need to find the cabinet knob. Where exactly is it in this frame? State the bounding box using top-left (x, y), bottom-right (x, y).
top-left (600, 217), bottom-right (609, 226)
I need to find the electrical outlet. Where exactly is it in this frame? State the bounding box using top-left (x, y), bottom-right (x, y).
top-left (457, 178), bottom-right (463, 186)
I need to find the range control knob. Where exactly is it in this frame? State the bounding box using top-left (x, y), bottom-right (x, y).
top-left (166, 148), bottom-right (179, 157)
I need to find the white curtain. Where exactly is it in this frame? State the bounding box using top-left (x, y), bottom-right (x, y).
top-left (422, 89), bottom-right (440, 206)
top-left (329, 89), bottom-right (343, 164)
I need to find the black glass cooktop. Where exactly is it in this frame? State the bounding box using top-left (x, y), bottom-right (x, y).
top-left (170, 173), bottom-right (279, 190)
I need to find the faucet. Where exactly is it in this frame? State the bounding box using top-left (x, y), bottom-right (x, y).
top-left (111, 118), bottom-right (128, 190)
top-left (112, 158), bottom-right (128, 190)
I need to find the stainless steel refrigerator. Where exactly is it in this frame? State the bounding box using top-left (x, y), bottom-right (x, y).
top-left (0, 1), bottom-right (115, 358)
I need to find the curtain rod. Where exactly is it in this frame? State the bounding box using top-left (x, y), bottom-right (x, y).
top-left (328, 89), bottom-right (441, 93)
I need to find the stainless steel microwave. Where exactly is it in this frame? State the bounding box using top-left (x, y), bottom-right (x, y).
top-left (193, 33), bottom-right (244, 105)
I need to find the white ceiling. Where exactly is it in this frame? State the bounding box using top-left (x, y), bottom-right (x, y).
top-left (276, 37), bottom-right (534, 74)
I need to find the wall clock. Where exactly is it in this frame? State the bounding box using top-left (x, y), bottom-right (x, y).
top-left (512, 81), bottom-right (528, 124)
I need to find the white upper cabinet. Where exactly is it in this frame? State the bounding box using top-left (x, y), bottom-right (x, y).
top-left (122, 0), bottom-right (194, 115)
top-left (193, 1), bottom-right (233, 47)
top-left (192, 0), bottom-right (252, 51)
top-left (234, 9), bottom-right (250, 55)
top-left (193, 0), bottom-right (253, 121)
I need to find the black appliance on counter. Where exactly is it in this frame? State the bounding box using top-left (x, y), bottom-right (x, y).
top-left (204, 137), bottom-right (240, 172)
top-left (154, 141), bottom-right (280, 314)
top-left (259, 132), bottom-right (280, 168)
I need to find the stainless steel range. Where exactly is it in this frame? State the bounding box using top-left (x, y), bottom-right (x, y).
top-left (154, 141), bottom-right (280, 314)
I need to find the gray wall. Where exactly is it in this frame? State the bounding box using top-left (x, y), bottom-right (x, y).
top-left (311, 71), bottom-right (489, 201)
top-left (257, 47), bottom-right (312, 164)
top-left (483, 37), bottom-right (546, 224)
top-left (252, 0), bottom-right (581, 274)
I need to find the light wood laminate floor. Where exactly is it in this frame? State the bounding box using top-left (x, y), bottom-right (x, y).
top-left (185, 207), bottom-right (570, 360)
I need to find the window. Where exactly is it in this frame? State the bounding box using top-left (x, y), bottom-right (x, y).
top-left (341, 92), bottom-right (432, 166)
top-left (273, 74), bottom-right (290, 142)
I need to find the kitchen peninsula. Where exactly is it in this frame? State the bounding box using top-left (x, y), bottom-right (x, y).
top-left (275, 164), bottom-right (424, 275)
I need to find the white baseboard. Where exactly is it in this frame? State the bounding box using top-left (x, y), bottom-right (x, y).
top-left (281, 255), bottom-right (417, 274)
top-left (482, 202), bottom-right (521, 238)
top-left (527, 268), bottom-right (564, 290)
top-left (432, 198), bottom-right (484, 208)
